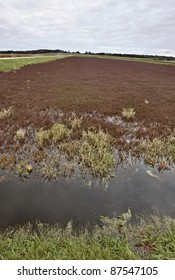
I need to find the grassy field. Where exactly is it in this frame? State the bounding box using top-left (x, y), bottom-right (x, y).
top-left (84, 54), bottom-right (175, 66)
top-left (0, 55), bottom-right (68, 72)
top-left (0, 212), bottom-right (175, 260)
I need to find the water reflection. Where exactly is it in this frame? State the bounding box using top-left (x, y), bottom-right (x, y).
top-left (0, 162), bottom-right (175, 229)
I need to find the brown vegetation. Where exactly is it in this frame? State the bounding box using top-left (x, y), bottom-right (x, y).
top-left (0, 56), bottom-right (175, 149)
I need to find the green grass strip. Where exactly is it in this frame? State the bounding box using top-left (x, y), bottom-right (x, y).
top-left (0, 55), bottom-right (68, 72)
top-left (0, 213), bottom-right (175, 260)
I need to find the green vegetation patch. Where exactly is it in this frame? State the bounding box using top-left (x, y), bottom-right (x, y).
top-left (79, 128), bottom-right (116, 178)
top-left (0, 211), bottom-right (175, 260)
top-left (37, 126), bottom-right (116, 180)
top-left (0, 55), bottom-right (67, 72)
top-left (135, 135), bottom-right (175, 169)
top-left (16, 161), bottom-right (32, 177)
top-left (35, 123), bottom-right (72, 147)
top-left (0, 114), bottom-right (117, 181)
top-left (87, 54), bottom-right (175, 66)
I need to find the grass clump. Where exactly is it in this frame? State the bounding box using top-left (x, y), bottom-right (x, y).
top-left (69, 112), bottom-right (83, 130)
top-left (37, 127), bottom-right (116, 180)
top-left (1, 212), bottom-right (175, 260)
top-left (41, 164), bottom-right (58, 180)
top-left (31, 149), bottom-right (48, 163)
top-left (40, 152), bottom-right (60, 180)
top-left (15, 128), bottom-right (26, 141)
top-left (79, 128), bottom-right (115, 178)
top-left (35, 123), bottom-right (71, 147)
top-left (50, 123), bottom-right (72, 143)
top-left (0, 106), bottom-right (13, 120)
top-left (0, 154), bottom-right (16, 169)
top-left (60, 141), bottom-right (80, 160)
top-left (122, 107), bottom-right (135, 120)
top-left (131, 216), bottom-right (175, 259)
top-left (135, 135), bottom-right (175, 169)
top-left (16, 161), bottom-right (32, 177)
top-left (35, 128), bottom-right (51, 147)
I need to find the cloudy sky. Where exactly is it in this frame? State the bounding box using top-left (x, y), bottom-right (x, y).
top-left (0, 0), bottom-right (175, 56)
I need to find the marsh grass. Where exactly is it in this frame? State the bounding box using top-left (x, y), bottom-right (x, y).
top-left (69, 112), bottom-right (83, 130)
top-left (135, 135), bottom-right (175, 169)
top-left (1, 111), bottom-right (174, 180)
top-left (59, 141), bottom-right (80, 160)
top-left (0, 106), bottom-right (13, 120)
top-left (35, 128), bottom-right (51, 147)
top-left (50, 123), bottom-right (72, 143)
top-left (0, 212), bottom-right (175, 260)
top-left (0, 154), bottom-right (16, 169)
top-left (35, 123), bottom-right (71, 147)
top-left (16, 161), bottom-right (32, 177)
top-left (41, 164), bottom-right (58, 180)
top-left (15, 128), bottom-right (26, 141)
top-left (31, 149), bottom-right (48, 163)
top-left (40, 151), bottom-right (61, 180)
top-left (79, 128), bottom-right (115, 178)
top-left (122, 108), bottom-right (136, 120)
top-left (34, 124), bottom-right (116, 180)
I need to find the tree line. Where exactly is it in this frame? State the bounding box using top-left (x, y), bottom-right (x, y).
top-left (0, 49), bottom-right (174, 61)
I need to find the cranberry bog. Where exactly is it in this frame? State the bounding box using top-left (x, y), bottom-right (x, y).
top-left (0, 56), bottom-right (175, 229)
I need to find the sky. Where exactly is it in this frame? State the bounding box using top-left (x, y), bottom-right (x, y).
top-left (0, 0), bottom-right (175, 56)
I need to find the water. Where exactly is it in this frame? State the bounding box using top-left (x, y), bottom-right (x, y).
top-left (0, 162), bottom-right (175, 230)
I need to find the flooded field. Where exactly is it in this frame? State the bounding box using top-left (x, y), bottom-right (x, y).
top-left (0, 56), bottom-right (175, 259)
top-left (0, 57), bottom-right (175, 228)
top-left (1, 161), bottom-right (175, 230)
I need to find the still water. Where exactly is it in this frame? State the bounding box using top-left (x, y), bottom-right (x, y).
top-left (0, 162), bottom-right (175, 229)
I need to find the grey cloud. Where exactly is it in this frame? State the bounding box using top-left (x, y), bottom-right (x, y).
top-left (0, 0), bottom-right (174, 55)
